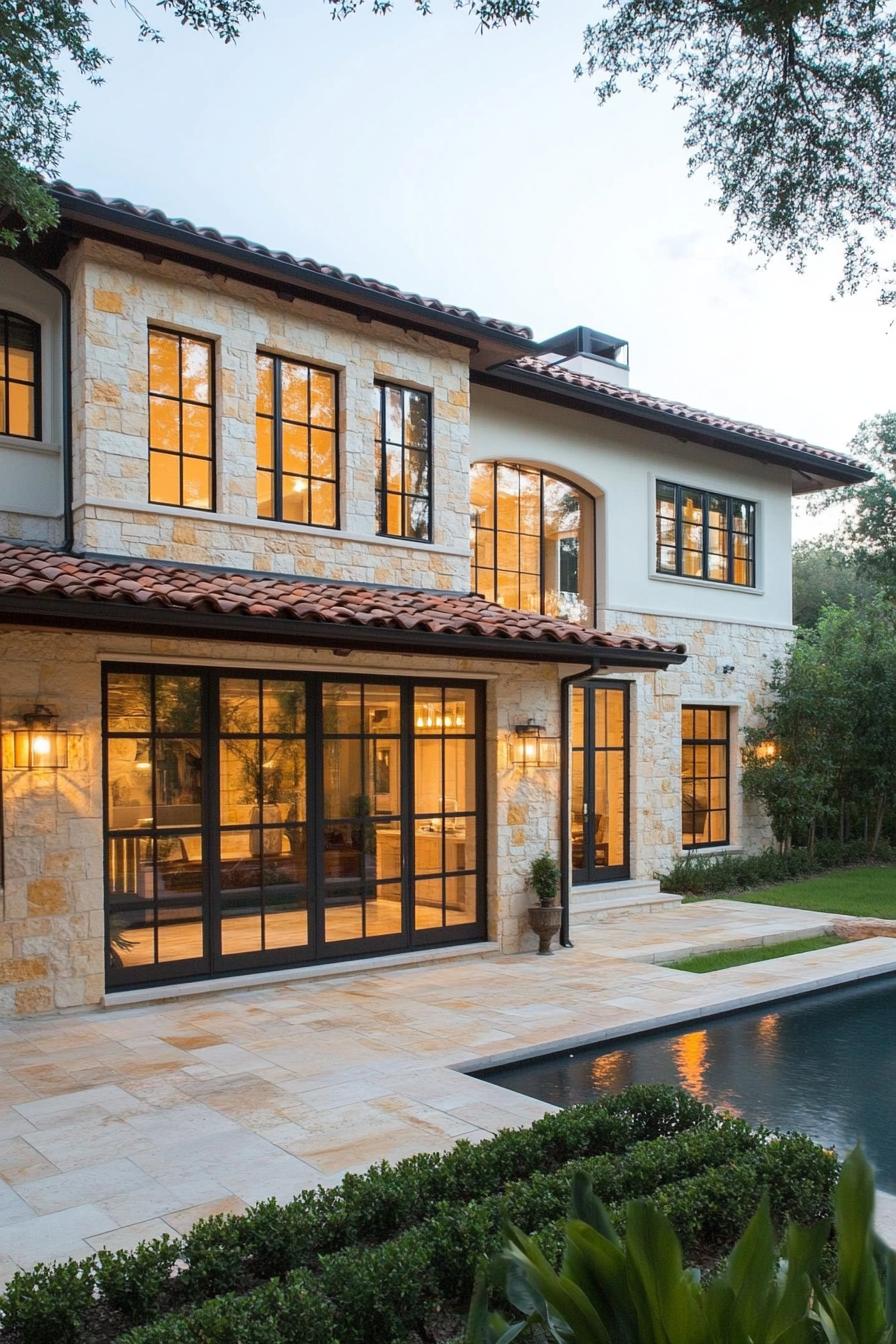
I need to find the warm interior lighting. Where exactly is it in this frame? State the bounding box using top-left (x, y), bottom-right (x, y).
top-left (511, 719), bottom-right (560, 769)
top-left (14, 705), bottom-right (69, 769)
top-left (415, 701), bottom-right (466, 732)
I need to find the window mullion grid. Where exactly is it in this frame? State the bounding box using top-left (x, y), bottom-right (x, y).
top-left (401, 388), bottom-right (409, 540)
top-left (1, 315), bottom-right (7, 436)
top-left (382, 386), bottom-right (389, 537)
top-left (700, 489), bottom-right (709, 582)
top-left (538, 470), bottom-right (545, 614)
top-left (148, 673), bottom-right (159, 966)
top-left (274, 357), bottom-right (284, 524)
top-left (440, 690), bottom-right (447, 927)
top-left (174, 334), bottom-right (186, 509)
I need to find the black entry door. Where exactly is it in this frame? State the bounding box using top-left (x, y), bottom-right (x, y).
top-left (103, 664), bottom-right (485, 989)
top-left (570, 681), bottom-right (630, 884)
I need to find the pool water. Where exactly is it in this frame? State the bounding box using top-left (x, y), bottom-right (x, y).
top-left (478, 974), bottom-right (896, 1192)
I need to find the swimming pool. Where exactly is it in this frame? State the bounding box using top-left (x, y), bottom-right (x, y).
top-left (477, 973), bottom-right (896, 1192)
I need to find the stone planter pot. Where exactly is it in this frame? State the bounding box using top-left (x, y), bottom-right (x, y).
top-left (528, 903), bottom-right (562, 956)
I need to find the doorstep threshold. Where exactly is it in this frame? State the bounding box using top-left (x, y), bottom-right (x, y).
top-left (103, 941), bottom-right (500, 1008)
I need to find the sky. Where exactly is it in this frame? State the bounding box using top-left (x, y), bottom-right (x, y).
top-left (56, 0), bottom-right (891, 541)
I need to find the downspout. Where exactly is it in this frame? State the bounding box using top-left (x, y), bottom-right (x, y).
top-left (559, 663), bottom-right (602, 948)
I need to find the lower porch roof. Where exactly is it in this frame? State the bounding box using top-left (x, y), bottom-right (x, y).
top-left (0, 543), bottom-right (687, 670)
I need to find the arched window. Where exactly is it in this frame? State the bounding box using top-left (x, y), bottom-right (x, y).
top-left (470, 462), bottom-right (594, 622)
top-left (0, 310), bottom-right (40, 440)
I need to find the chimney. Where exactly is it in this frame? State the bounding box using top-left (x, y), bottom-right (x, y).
top-left (537, 326), bottom-right (630, 388)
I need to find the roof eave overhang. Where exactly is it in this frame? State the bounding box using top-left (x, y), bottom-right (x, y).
top-left (0, 595), bottom-right (687, 670)
top-left (474, 367), bottom-right (874, 490)
top-left (51, 192), bottom-right (538, 370)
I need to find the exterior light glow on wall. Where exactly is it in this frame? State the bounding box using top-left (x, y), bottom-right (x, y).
top-left (755, 738), bottom-right (779, 763)
top-left (14, 705), bottom-right (69, 770)
top-left (511, 719), bottom-right (560, 770)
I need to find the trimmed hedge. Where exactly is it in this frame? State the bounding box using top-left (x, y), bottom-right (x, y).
top-left (658, 838), bottom-right (896, 896)
top-left (0, 1087), bottom-right (837, 1344)
top-left (0, 1085), bottom-right (707, 1344)
top-left (120, 1129), bottom-right (836, 1344)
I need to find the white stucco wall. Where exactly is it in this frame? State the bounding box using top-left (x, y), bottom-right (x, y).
top-left (471, 384), bottom-right (794, 631)
top-left (0, 258), bottom-right (66, 543)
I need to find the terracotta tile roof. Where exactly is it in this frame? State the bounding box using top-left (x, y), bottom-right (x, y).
top-left (50, 181), bottom-right (532, 341)
top-left (509, 355), bottom-right (870, 476)
top-left (0, 543), bottom-right (685, 661)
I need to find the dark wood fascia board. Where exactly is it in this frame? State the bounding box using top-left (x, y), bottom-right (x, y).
top-left (0, 595), bottom-right (687, 670)
top-left (473, 368), bottom-right (873, 489)
top-left (54, 197), bottom-right (537, 362)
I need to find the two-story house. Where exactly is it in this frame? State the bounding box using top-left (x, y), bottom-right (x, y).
top-left (0, 183), bottom-right (870, 1014)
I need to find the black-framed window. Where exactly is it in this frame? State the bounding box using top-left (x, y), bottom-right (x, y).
top-left (256, 353), bottom-right (338, 528)
top-left (148, 328), bottom-right (215, 511)
top-left (682, 706), bottom-right (730, 848)
top-left (0, 310), bottom-right (40, 440)
top-left (656, 481), bottom-right (755, 587)
top-left (470, 462), bottom-right (594, 621)
top-left (571, 681), bottom-right (630, 883)
top-left (375, 382), bottom-right (432, 541)
top-left (103, 665), bottom-right (485, 989)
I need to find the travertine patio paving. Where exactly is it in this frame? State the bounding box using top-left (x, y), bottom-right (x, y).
top-left (1, 897), bottom-right (895, 1281)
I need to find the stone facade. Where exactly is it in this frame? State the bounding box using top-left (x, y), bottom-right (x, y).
top-left (0, 239), bottom-right (803, 1015)
top-left (604, 609), bottom-right (792, 879)
top-left (64, 241), bottom-right (471, 589)
top-left (0, 628), bottom-right (561, 1013)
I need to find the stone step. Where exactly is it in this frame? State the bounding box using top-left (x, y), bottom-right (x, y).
top-left (570, 878), bottom-right (663, 907)
top-left (570, 889), bottom-right (684, 926)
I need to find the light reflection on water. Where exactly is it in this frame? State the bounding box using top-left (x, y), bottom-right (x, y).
top-left (480, 975), bottom-right (896, 1192)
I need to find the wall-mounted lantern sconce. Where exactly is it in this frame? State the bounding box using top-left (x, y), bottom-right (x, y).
top-left (755, 738), bottom-right (779, 763)
top-left (14, 705), bottom-right (69, 770)
top-left (511, 719), bottom-right (560, 770)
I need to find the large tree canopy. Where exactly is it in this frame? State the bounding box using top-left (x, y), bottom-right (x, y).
top-left (5, 0), bottom-right (896, 303)
top-left (811, 412), bottom-right (896, 589)
top-left (331, 0), bottom-right (896, 304)
top-left (0, 0), bottom-right (260, 248)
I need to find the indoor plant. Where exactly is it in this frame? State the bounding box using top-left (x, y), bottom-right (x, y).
top-left (527, 851), bottom-right (562, 954)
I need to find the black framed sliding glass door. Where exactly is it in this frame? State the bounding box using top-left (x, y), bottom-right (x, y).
top-left (103, 664), bottom-right (485, 989)
top-left (570, 681), bottom-right (630, 884)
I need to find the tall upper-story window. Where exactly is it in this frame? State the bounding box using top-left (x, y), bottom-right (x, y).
top-left (148, 328), bottom-right (214, 511)
top-left (375, 383), bottom-right (432, 542)
top-left (256, 354), bottom-right (338, 528)
top-left (656, 481), bottom-right (755, 587)
top-left (0, 311), bottom-right (40, 440)
top-left (470, 462), bottom-right (594, 622)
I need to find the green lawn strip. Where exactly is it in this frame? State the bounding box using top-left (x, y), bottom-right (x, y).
top-left (667, 933), bottom-right (848, 973)
top-left (685, 864), bottom-right (896, 916)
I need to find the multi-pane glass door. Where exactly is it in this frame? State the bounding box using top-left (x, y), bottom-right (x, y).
top-left (570, 682), bottom-right (630, 884)
top-left (104, 666), bottom-right (485, 988)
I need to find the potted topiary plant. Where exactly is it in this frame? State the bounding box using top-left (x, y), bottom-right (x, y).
top-left (527, 851), bottom-right (562, 955)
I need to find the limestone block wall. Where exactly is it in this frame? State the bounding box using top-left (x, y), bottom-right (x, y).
top-left (0, 625), bottom-right (566, 1014)
top-left (64, 241), bottom-right (472, 589)
top-left (603, 608), bottom-right (793, 878)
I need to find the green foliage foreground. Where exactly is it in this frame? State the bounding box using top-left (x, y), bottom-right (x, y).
top-left (468, 1146), bottom-right (895, 1344)
top-left (0, 1086), bottom-right (836, 1344)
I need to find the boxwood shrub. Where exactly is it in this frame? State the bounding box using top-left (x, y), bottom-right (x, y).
top-left (658, 837), bottom-right (896, 896)
top-left (0, 1085), bottom-right (837, 1344)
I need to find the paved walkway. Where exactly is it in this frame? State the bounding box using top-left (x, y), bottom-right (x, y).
top-left (1, 898), bottom-right (895, 1281)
